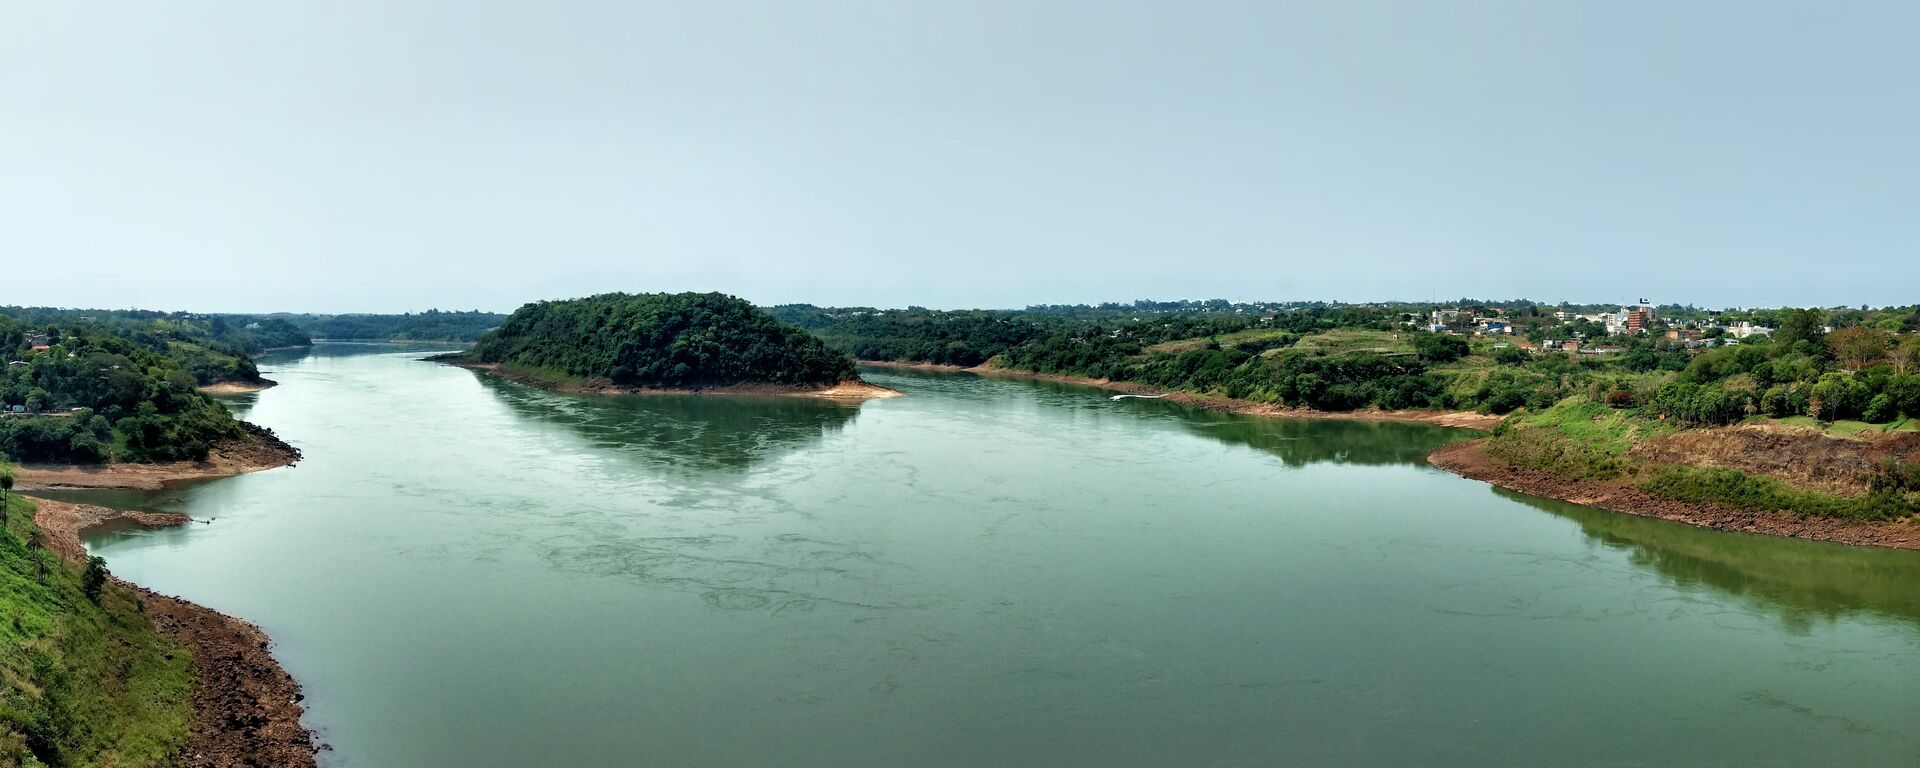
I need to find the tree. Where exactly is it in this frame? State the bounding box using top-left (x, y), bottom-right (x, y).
top-left (83, 555), bottom-right (109, 602)
top-left (1889, 335), bottom-right (1920, 375)
top-left (1775, 308), bottom-right (1827, 351)
top-left (1828, 327), bottom-right (1891, 371)
top-left (1412, 333), bottom-right (1469, 363)
top-left (0, 472), bottom-right (12, 520)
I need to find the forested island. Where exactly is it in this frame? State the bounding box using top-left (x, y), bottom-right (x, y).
top-left (447, 292), bottom-right (893, 398)
top-left (777, 300), bottom-right (1920, 544)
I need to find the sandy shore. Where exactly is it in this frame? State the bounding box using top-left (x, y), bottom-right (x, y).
top-left (858, 360), bottom-right (1503, 429)
top-left (13, 422), bottom-right (301, 491)
top-left (1428, 439), bottom-right (1920, 550)
top-left (28, 497), bottom-right (320, 766)
top-left (445, 358), bottom-right (903, 400)
top-left (199, 378), bottom-right (279, 395)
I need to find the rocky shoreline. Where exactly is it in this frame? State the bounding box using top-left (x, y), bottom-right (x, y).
top-left (29, 497), bottom-right (321, 767)
top-left (1427, 439), bottom-right (1920, 551)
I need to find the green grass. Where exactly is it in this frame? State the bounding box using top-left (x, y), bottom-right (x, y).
top-left (1754, 415), bottom-right (1920, 439)
top-left (1641, 465), bottom-right (1917, 521)
top-left (1500, 397), bottom-right (1676, 454)
top-left (1, 492), bottom-right (194, 767)
top-left (1287, 328), bottom-right (1417, 357)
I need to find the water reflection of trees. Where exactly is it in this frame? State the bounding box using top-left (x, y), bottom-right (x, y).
top-left (863, 366), bottom-right (1470, 468)
top-left (1163, 410), bottom-right (1467, 468)
top-left (1493, 487), bottom-right (1920, 629)
top-left (474, 375), bottom-right (862, 472)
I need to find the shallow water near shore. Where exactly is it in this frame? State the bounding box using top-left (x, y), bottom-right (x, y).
top-left (80, 345), bottom-right (1920, 767)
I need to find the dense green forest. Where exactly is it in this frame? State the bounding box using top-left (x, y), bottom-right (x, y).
top-left (1, 307), bottom-right (306, 387)
top-left (472, 293), bottom-right (858, 389)
top-left (0, 316), bottom-right (252, 463)
top-left (0, 475), bottom-right (194, 766)
top-left (220, 309), bottom-right (505, 342)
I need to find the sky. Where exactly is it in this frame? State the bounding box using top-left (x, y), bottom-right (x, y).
top-left (2, 1), bottom-right (1915, 314)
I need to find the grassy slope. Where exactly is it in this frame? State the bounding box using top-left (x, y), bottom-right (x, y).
top-left (1488, 399), bottom-right (1919, 522)
top-left (0, 489), bottom-right (192, 767)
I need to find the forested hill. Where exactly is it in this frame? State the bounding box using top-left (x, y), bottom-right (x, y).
top-left (0, 307), bottom-right (306, 387)
top-left (471, 293), bottom-right (858, 389)
top-left (0, 317), bottom-right (260, 463)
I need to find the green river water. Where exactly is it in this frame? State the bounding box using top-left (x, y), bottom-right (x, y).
top-left (71, 344), bottom-right (1920, 767)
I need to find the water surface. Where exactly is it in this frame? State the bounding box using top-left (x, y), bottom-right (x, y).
top-left (83, 346), bottom-right (1920, 766)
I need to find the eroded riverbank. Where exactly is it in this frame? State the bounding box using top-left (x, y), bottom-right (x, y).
top-left (1428, 439), bottom-right (1920, 550)
top-left (13, 422), bottom-right (301, 491)
top-left (28, 497), bottom-right (319, 767)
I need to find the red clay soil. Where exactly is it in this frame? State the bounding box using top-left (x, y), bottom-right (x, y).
top-left (861, 360), bottom-right (1506, 430)
top-left (29, 497), bottom-right (321, 767)
top-left (13, 422), bottom-right (302, 491)
top-left (1428, 439), bottom-right (1920, 550)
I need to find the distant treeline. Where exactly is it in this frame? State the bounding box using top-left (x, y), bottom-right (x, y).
top-left (473, 293), bottom-right (857, 388)
top-left (772, 302), bottom-right (1920, 419)
top-left (0, 315), bottom-right (251, 463)
top-left (219, 309), bottom-right (505, 342)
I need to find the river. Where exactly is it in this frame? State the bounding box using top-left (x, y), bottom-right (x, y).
top-left (73, 344), bottom-right (1920, 767)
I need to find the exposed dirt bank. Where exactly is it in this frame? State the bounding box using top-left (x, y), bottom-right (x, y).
top-left (29, 497), bottom-right (320, 767)
top-left (1633, 425), bottom-right (1920, 496)
top-left (864, 360), bottom-right (1503, 429)
top-left (444, 358), bottom-right (903, 400)
top-left (1428, 439), bottom-right (1920, 550)
top-left (199, 378), bottom-right (278, 395)
top-left (13, 422), bottom-right (302, 491)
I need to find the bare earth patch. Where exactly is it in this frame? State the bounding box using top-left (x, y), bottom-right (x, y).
top-left (1429, 439), bottom-right (1920, 550)
top-left (1632, 424), bottom-right (1920, 495)
top-left (199, 379), bottom-right (278, 395)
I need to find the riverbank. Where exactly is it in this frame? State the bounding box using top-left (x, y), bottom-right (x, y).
top-left (1428, 439), bottom-right (1920, 550)
top-left (200, 378), bottom-right (278, 395)
top-left (13, 421), bottom-right (301, 491)
top-left (857, 360), bottom-right (1503, 429)
top-left (445, 358), bottom-right (902, 400)
top-left (28, 497), bottom-right (320, 767)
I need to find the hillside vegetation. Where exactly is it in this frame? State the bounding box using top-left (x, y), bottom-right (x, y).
top-left (785, 300), bottom-right (1920, 522)
top-left (1, 308), bottom-right (305, 388)
top-left (0, 318), bottom-right (256, 464)
top-left (473, 293), bottom-right (858, 389)
top-left (0, 474), bottom-right (194, 767)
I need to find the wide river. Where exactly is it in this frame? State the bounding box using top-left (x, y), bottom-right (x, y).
top-left (72, 344), bottom-right (1920, 766)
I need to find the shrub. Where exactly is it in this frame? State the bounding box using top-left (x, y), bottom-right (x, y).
top-left (1863, 393), bottom-right (1898, 424)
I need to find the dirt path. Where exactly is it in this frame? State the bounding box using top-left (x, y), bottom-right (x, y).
top-left (857, 360), bottom-right (1504, 429)
top-left (27, 497), bottom-right (321, 767)
top-left (1428, 439), bottom-right (1920, 550)
top-left (13, 422), bottom-right (301, 491)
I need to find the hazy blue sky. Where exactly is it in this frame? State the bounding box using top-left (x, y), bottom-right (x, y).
top-left (2, 1), bottom-right (1914, 313)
